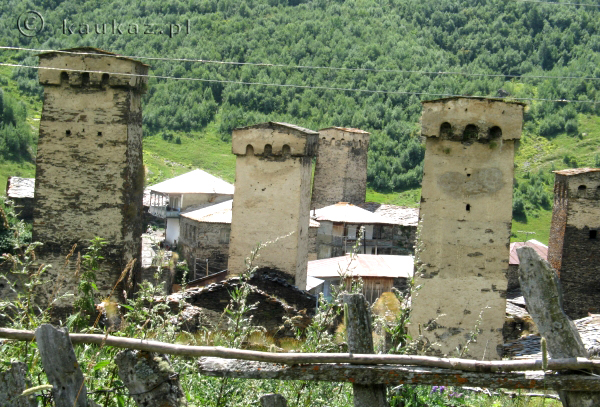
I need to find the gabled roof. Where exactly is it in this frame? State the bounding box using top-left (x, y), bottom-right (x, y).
top-left (6, 177), bottom-right (35, 199)
top-left (307, 254), bottom-right (414, 279)
top-left (509, 239), bottom-right (548, 265)
top-left (312, 202), bottom-right (393, 224)
top-left (182, 199), bottom-right (320, 228)
top-left (358, 202), bottom-right (419, 227)
top-left (148, 169), bottom-right (234, 195)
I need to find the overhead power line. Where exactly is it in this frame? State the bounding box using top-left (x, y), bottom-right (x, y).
top-left (2, 62), bottom-right (598, 104)
top-left (2, 46), bottom-right (600, 82)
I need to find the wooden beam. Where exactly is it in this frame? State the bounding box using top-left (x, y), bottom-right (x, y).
top-left (518, 246), bottom-right (600, 406)
top-left (197, 357), bottom-right (600, 391)
top-left (2, 328), bottom-right (600, 373)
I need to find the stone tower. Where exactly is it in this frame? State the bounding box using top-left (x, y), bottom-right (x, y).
top-left (547, 168), bottom-right (600, 319)
top-left (311, 127), bottom-right (370, 210)
top-left (410, 97), bottom-right (524, 360)
top-left (227, 122), bottom-right (318, 289)
top-left (33, 48), bottom-right (148, 304)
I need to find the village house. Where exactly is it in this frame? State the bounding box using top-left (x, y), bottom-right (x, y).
top-left (5, 176), bottom-right (35, 220)
top-left (307, 254), bottom-right (414, 304)
top-left (148, 169), bottom-right (234, 247)
top-left (311, 202), bottom-right (415, 259)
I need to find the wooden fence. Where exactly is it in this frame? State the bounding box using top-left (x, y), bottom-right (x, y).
top-left (1, 247), bottom-right (599, 406)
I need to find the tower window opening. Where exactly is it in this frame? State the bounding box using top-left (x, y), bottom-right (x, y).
top-left (578, 185), bottom-right (587, 191)
top-left (591, 230), bottom-right (598, 240)
top-left (466, 204), bottom-right (471, 212)
top-left (82, 72), bottom-right (90, 86)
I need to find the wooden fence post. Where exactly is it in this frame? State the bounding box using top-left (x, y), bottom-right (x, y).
top-left (518, 246), bottom-right (600, 407)
top-left (35, 324), bottom-right (88, 407)
top-left (0, 362), bottom-right (37, 407)
top-left (260, 393), bottom-right (288, 407)
top-left (343, 293), bottom-right (389, 407)
top-left (115, 349), bottom-right (187, 407)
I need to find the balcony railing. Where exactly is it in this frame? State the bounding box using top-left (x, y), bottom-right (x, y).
top-left (149, 205), bottom-right (181, 218)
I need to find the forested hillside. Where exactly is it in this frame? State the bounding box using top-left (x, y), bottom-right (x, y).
top-left (1, 0), bottom-right (600, 238)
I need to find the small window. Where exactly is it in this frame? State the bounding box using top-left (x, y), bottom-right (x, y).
top-left (578, 185), bottom-right (587, 191)
top-left (440, 122), bottom-right (452, 137)
top-left (463, 125), bottom-right (479, 141)
top-left (466, 204), bottom-right (471, 212)
top-left (246, 144), bottom-right (254, 156)
top-left (101, 73), bottom-right (109, 86)
top-left (488, 126), bottom-right (502, 139)
top-left (591, 230), bottom-right (598, 240)
top-left (82, 72), bottom-right (90, 86)
top-left (60, 72), bottom-right (69, 84)
top-left (66, 130), bottom-right (71, 136)
top-left (282, 144), bottom-right (291, 157)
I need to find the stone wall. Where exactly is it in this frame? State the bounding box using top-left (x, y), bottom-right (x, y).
top-left (311, 127), bottom-right (370, 210)
top-left (227, 122), bottom-right (318, 289)
top-left (410, 97), bottom-right (523, 360)
top-left (548, 169), bottom-right (600, 319)
top-left (179, 218), bottom-right (230, 276)
top-left (29, 48), bottom-right (147, 303)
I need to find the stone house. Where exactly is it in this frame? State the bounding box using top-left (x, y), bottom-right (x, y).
top-left (5, 176), bottom-right (35, 220)
top-left (307, 254), bottom-right (414, 304)
top-left (547, 168), bottom-right (600, 319)
top-left (148, 169), bottom-right (234, 246)
top-left (312, 202), bottom-right (414, 259)
top-left (179, 199), bottom-right (320, 279)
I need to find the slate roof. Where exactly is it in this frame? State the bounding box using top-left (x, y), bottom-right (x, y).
top-left (148, 169), bottom-right (234, 195)
top-left (358, 202), bottom-right (419, 227)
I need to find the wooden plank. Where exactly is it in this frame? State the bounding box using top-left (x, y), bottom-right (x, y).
top-left (3, 328), bottom-right (600, 373)
top-left (35, 324), bottom-right (87, 407)
top-left (343, 293), bottom-right (388, 407)
top-left (115, 350), bottom-right (187, 407)
top-left (518, 246), bottom-right (600, 406)
top-left (197, 357), bottom-right (600, 391)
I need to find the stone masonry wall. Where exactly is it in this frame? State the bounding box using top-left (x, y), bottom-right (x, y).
top-left (179, 218), bottom-right (230, 275)
top-left (549, 170), bottom-right (600, 319)
top-left (311, 127), bottom-right (370, 210)
top-left (410, 98), bottom-right (523, 360)
top-left (228, 122), bottom-right (318, 289)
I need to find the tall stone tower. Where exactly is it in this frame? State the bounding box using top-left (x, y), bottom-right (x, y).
top-left (227, 122), bottom-right (318, 289)
top-left (547, 168), bottom-right (600, 319)
top-left (410, 97), bottom-right (524, 360)
top-left (311, 127), bottom-right (370, 210)
top-left (33, 48), bottom-right (148, 304)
